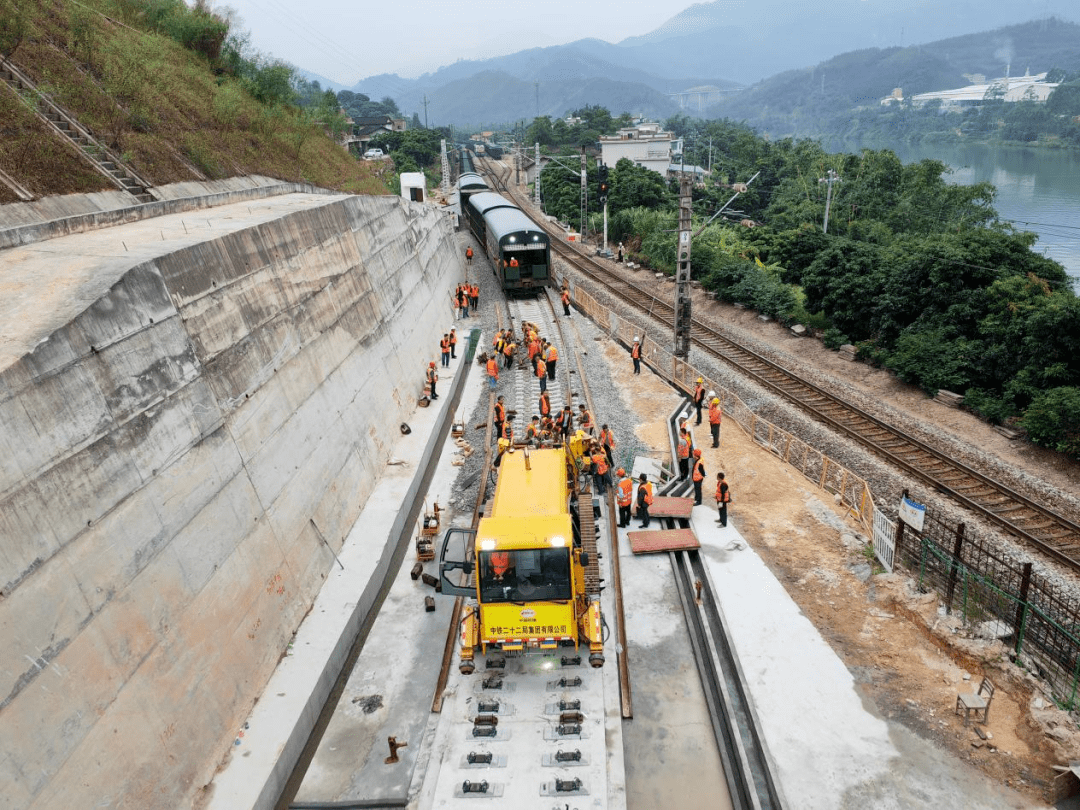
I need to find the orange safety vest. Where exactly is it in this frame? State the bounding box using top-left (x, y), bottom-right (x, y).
top-left (632, 343), bottom-right (640, 359)
top-left (677, 436), bottom-right (689, 459)
top-left (592, 453), bottom-right (608, 476)
top-left (503, 342), bottom-right (515, 357)
top-left (449, 332), bottom-right (457, 347)
top-left (539, 394), bottom-right (551, 416)
top-left (471, 284), bottom-right (479, 297)
top-left (617, 478), bottom-right (633, 506)
top-left (427, 367), bottom-right (437, 384)
top-left (555, 410), bottom-right (570, 428)
top-left (487, 358), bottom-right (498, 378)
top-left (580, 410), bottom-right (593, 429)
top-left (491, 551), bottom-right (510, 577)
top-left (528, 339), bottom-right (540, 360)
top-left (535, 359), bottom-right (546, 378)
top-left (546, 345), bottom-right (558, 363)
top-left (693, 460), bottom-right (705, 482)
top-left (503, 422), bottom-right (513, 440)
top-left (526, 424), bottom-right (538, 441)
top-left (694, 383), bottom-right (704, 404)
top-left (709, 403), bottom-right (722, 425)
top-left (561, 290), bottom-right (570, 305)
top-left (466, 247), bottom-right (473, 259)
top-left (641, 481), bottom-right (654, 505)
top-left (439, 338), bottom-right (449, 352)
top-left (495, 401), bottom-right (505, 421)
top-left (716, 481), bottom-right (730, 503)
top-left (599, 428), bottom-right (615, 448)
top-left (509, 257), bottom-right (519, 267)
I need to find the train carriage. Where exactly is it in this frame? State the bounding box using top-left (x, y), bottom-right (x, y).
top-left (457, 172), bottom-right (489, 220)
top-left (465, 191), bottom-right (550, 295)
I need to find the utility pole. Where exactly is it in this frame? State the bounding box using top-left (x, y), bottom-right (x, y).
top-left (674, 171), bottom-right (693, 358)
top-left (439, 138), bottom-right (449, 193)
top-left (535, 81), bottom-right (540, 118)
top-left (422, 95), bottom-right (429, 129)
top-left (580, 148), bottom-right (587, 240)
top-left (819, 169), bottom-right (841, 234)
top-left (534, 143), bottom-right (541, 206)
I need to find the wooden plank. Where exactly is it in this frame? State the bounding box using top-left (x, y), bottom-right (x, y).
top-left (628, 528), bottom-right (700, 554)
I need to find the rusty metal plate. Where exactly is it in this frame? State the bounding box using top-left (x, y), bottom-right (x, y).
top-left (628, 529), bottom-right (700, 554)
top-left (649, 496), bottom-right (694, 518)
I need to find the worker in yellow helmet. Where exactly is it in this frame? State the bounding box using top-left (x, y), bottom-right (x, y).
top-left (709, 396), bottom-right (722, 448)
top-left (693, 377), bottom-right (706, 425)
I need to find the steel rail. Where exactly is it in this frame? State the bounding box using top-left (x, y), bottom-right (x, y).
top-left (479, 164), bottom-right (1080, 572)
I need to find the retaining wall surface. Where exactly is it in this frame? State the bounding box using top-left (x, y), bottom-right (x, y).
top-left (0, 193), bottom-right (459, 809)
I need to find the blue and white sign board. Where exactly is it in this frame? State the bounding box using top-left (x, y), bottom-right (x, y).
top-left (899, 494), bottom-right (926, 532)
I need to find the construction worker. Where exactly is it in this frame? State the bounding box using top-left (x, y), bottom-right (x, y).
top-left (616, 469), bottom-right (633, 528)
top-left (709, 396), bottom-right (722, 448)
top-left (590, 444), bottom-right (610, 495)
top-left (439, 334), bottom-right (450, 368)
top-left (494, 435), bottom-right (510, 468)
top-left (465, 245), bottom-right (473, 266)
top-left (555, 405), bottom-right (572, 441)
top-left (677, 426), bottom-right (691, 480)
top-left (449, 328), bottom-right (458, 359)
top-left (545, 342), bottom-right (558, 380)
top-left (502, 338), bottom-right (516, 369)
top-left (528, 334), bottom-right (542, 369)
top-left (493, 329), bottom-right (504, 354)
top-left (693, 377), bottom-right (705, 424)
top-left (561, 287), bottom-right (571, 316)
top-left (636, 473), bottom-right (653, 528)
top-left (539, 390), bottom-right (551, 419)
top-left (525, 416), bottom-right (540, 445)
top-left (598, 424), bottom-right (616, 466)
top-left (692, 448), bottom-right (706, 505)
top-left (486, 354), bottom-right (499, 391)
top-left (577, 404), bottom-right (594, 436)
top-left (470, 282), bottom-right (479, 310)
top-left (631, 337), bottom-right (641, 374)
top-left (426, 361), bottom-right (439, 400)
top-left (494, 395), bottom-right (506, 439)
top-left (457, 285), bottom-right (469, 319)
top-left (535, 357), bottom-right (547, 394)
top-left (502, 415), bottom-right (514, 443)
top-left (509, 255), bottom-right (519, 269)
top-left (716, 472), bottom-right (730, 527)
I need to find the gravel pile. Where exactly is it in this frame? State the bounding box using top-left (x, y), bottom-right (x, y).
top-left (563, 259), bottom-right (1080, 599)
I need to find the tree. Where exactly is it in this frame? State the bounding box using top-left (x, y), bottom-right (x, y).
top-left (1022, 387), bottom-right (1080, 458)
top-left (608, 158), bottom-right (669, 212)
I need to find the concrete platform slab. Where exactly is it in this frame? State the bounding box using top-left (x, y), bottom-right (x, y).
top-left (648, 495), bottom-right (694, 518)
top-left (627, 528), bottom-right (699, 554)
top-left (687, 504), bottom-right (1043, 810)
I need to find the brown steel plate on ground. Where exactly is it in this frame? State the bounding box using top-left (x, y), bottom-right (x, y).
top-left (648, 496), bottom-right (694, 518)
top-left (628, 528), bottom-right (700, 554)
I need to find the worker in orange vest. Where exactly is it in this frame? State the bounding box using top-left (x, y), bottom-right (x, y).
top-left (539, 390), bottom-right (551, 418)
top-left (486, 355), bottom-right (499, 391)
top-left (636, 473), bottom-right (653, 528)
top-left (631, 337), bottom-right (641, 374)
top-left (490, 549), bottom-right (511, 580)
top-left (494, 395), bottom-right (506, 438)
top-left (470, 283), bottom-right (479, 310)
top-left (465, 246), bottom-right (473, 265)
top-left (502, 418), bottom-right (514, 443)
top-left (535, 357), bottom-right (547, 394)
top-left (598, 424), bottom-right (616, 466)
top-left (502, 338), bottom-right (516, 369)
top-left (439, 334), bottom-right (450, 368)
top-left (426, 361), bottom-right (439, 400)
top-left (555, 405), bottom-right (572, 441)
top-left (449, 328), bottom-right (458, 359)
top-left (544, 342), bottom-right (558, 380)
top-left (709, 396), bottom-right (722, 448)
top-left (528, 335), bottom-right (542, 369)
top-left (616, 468), bottom-right (633, 528)
top-left (716, 472), bottom-right (730, 527)
top-left (509, 256), bottom-right (519, 268)
top-left (677, 426), bottom-right (691, 480)
top-left (693, 377), bottom-right (705, 424)
top-left (692, 448), bottom-right (706, 505)
top-left (525, 416), bottom-right (541, 445)
top-left (561, 287), bottom-right (571, 316)
top-left (577, 404), bottom-right (594, 436)
top-left (590, 445), bottom-right (610, 494)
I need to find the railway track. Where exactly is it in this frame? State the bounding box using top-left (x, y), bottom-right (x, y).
top-left (478, 156), bottom-right (1080, 572)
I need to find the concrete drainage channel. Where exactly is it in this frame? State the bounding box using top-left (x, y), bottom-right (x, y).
top-left (661, 400), bottom-right (785, 810)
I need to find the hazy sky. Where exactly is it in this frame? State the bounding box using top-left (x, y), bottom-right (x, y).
top-left (222, 0), bottom-right (676, 86)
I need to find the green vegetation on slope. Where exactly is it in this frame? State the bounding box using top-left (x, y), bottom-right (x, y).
top-left (0, 0), bottom-right (386, 198)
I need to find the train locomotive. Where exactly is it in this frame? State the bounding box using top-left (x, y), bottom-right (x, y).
top-left (439, 440), bottom-right (605, 673)
top-left (462, 190), bottom-right (550, 295)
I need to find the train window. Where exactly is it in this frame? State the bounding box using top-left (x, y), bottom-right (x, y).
top-left (479, 548), bottom-right (572, 603)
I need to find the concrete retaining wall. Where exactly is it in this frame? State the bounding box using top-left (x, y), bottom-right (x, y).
top-left (0, 194), bottom-right (460, 809)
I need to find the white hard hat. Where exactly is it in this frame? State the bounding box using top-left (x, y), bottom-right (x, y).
top-left (707, 390), bottom-right (715, 399)
top-left (633, 336), bottom-right (639, 342)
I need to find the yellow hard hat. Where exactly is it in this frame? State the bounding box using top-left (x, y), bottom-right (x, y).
top-left (697, 377), bottom-right (703, 383)
top-left (711, 397), bottom-right (720, 405)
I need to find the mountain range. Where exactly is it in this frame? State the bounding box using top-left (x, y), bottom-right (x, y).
top-left (303, 0), bottom-right (1079, 128)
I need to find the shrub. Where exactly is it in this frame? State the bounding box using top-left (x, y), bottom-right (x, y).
top-left (963, 387), bottom-right (1016, 424)
top-left (1021, 387), bottom-right (1080, 459)
top-left (822, 327), bottom-right (848, 350)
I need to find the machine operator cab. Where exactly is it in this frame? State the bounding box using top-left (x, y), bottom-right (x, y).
top-left (439, 446), bottom-right (604, 673)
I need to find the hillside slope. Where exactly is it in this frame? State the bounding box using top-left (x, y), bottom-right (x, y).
top-left (0, 0), bottom-right (384, 203)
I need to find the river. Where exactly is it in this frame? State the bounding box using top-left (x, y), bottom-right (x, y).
top-left (835, 141), bottom-right (1080, 292)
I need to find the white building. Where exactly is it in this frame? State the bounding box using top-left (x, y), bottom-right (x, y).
top-left (399, 172), bottom-right (426, 203)
top-left (882, 70), bottom-right (1059, 109)
top-left (598, 122), bottom-right (674, 176)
